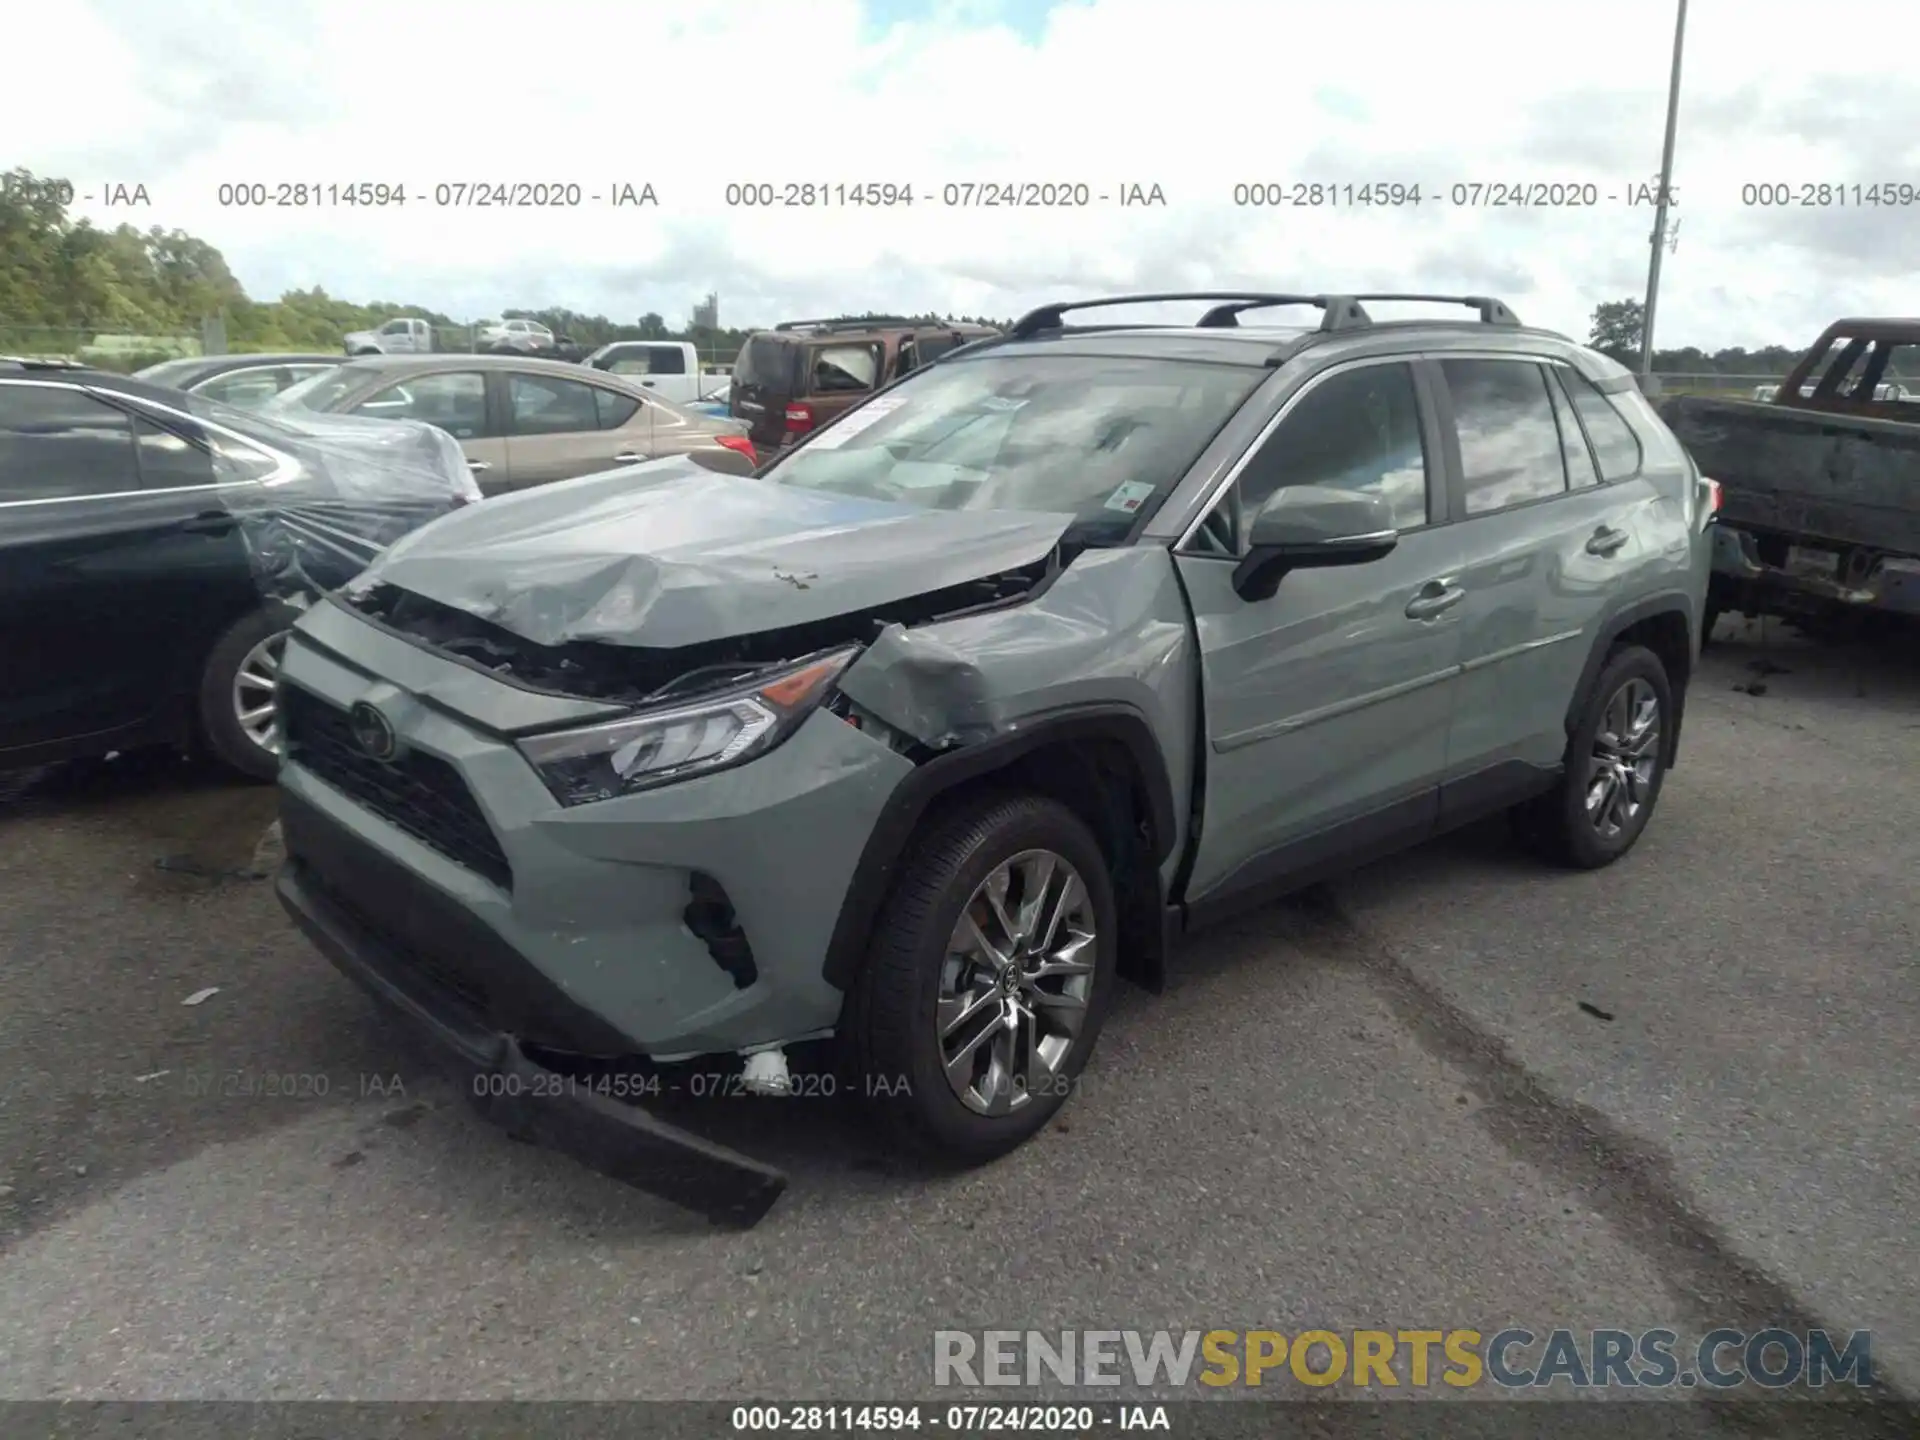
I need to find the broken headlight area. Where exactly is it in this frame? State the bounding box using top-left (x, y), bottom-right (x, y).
top-left (516, 647), bottom-right (859, 805)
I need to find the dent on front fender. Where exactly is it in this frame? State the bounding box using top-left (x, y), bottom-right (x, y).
top-left (835, 546), bottom-right (1198, 880)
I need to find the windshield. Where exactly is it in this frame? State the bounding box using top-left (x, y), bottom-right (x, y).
top-left (268, 366), bottom-right (370, 413)
top-left (759, 353), bottom-right (1264, 543)
top-left (733, 334), bottom-right (803, 392)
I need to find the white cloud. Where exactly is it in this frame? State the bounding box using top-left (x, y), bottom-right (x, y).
top-left (8, 0), bottom-right (1919, 349)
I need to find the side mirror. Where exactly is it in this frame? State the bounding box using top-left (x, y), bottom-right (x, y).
top-left (1231, 486), bottom-right (1398, 602)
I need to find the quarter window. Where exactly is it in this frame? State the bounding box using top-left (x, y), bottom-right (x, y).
top-left (1558, 369), bottom-right (1643, 480)
top-left (1441, 359), bottom-right (1567, 515)
top-left (0, 385), bottom-right (140, 501)
top-left (133, 417), bottom-right (216, 489)
top-left (1233, 362), bottom-right (1431, 539)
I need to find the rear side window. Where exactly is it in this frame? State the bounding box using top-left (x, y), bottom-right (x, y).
top-left (1441, 359), bottom-right (1567, 515)
top-left (0, 384), bottom-right (140, 501)
top-left (810, 343), bottom-right (880, 395)
top-left (508, 374), bottom-right (601, 435)
top-left (1559, 370), bottom-right (1643, 480)
top-left (594, 389), bottom-right (641, 429)
top-left (133, 416), bottom-right (216, 489)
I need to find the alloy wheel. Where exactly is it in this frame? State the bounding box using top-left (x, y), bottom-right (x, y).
top-left (936, 849), bottom-right (1097, 1116)
top-left (1586, 678), bottom-right (1661, 839)
top-left (232, 631), bottom-right (289, 755)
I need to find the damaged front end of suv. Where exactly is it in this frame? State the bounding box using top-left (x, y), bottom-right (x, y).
top-left (271, 454), bottom-right (1198, 1225)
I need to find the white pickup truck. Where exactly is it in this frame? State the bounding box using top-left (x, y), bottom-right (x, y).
top-left (342, 317), bottom-right (438, 356)
top-left (582, 340), bottom-right (731, 406)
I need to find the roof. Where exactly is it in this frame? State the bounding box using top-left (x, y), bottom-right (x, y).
top-left (937, 291), bottom-right (1583, 370)
top-left (335, 352), bottom-right (615, 374)
top-left (756, 317), bottom-right (1002, 342)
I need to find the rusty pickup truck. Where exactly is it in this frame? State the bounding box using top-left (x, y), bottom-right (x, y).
top-left (1660, 318), bottom-right (1920, 631)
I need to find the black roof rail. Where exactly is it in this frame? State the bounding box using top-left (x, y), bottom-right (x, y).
top-left (1345, 293), bottom-right (1521, 326)
top-left (773, 315), bottom-right (918, 332)
top-left (1009, 292), bottom-right (1375, 339)
top-left (0, 355), bottom-right (87, 370)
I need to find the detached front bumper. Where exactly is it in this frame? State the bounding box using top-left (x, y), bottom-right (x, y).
top-left (1711, 523), bottom-right (1920, 617)
top-left (276, 791), bottom-right (786, 1226)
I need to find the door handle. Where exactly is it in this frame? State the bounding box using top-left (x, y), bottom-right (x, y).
top-left (1405, 580), bottom-right (1465, 620)
top-left (1586, 526), bottom-right (1630, 556)
top-left (613, 451), bottom-right (646, 463)
top-left (640, 380), bottom-right (656, 388)
top-left (466, 459), bottom-right (490, 472)
top-left (177, 511), bottom-right (236, 535)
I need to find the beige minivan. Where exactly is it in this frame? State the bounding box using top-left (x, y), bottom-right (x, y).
top-left (269, 353), bottom-right (759, 494)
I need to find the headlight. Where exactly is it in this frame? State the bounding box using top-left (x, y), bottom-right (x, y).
top-left (516, 647), bottom-right (859, 806)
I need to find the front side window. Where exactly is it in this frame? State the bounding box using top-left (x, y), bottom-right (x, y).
top-left (508, 374), bottom-right (601, 435)
top-left (379, 319), bottom-right (412, 337)
top-left (1442, 359), bottom-right (1567, 515)
top-left (354, 371), bottom-right (487, 438)
top-left (1233, 362), bottom-right (1430, 541)
top-left (0, 385), bottom-right (140, 501)
top-left (761, 354), bottom-right (1265, 546)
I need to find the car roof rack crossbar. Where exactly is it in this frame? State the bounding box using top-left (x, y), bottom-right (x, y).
top-left (1010, 292), bottom-right (1375, 339)
top-left (1345, 293), bottom-right (1521, 326)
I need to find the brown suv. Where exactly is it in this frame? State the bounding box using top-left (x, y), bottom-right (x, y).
top-left (728, 316), bottom-right (1001, 451)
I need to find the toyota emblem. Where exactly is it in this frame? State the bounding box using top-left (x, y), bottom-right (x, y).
top-left (347, 701), bottom-right (397, 761)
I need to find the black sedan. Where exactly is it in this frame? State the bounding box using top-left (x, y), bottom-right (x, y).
top-left (0, 359), bottom-right (479, 780)
top-left (133, 353), bottom-right (345, 409)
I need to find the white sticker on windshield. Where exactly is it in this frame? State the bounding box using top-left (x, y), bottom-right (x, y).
top-left (979, 395), bottom-right (1027, 412)
top-left (1104, 480), bottom-right (1158, 514)
top-left (805, 394), bottom-right (910, 450)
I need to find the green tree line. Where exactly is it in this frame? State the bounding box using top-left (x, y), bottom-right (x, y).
top-left (1, 169), bottom-right (1008, 368)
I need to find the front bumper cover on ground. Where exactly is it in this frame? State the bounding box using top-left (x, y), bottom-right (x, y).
top-left (275, 856), bottom-right (788, 1228)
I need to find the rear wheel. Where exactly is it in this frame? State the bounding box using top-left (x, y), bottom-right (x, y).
top-left (1512, 644), bottom-right (1673, 869)
top-left (842, 793), bottom-right (1117, 1163)
top-left (196, 603), bottom-right (298, 781)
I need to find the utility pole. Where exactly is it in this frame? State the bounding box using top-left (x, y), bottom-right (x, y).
top-left (1640, 0), bottom-right (1689, 378)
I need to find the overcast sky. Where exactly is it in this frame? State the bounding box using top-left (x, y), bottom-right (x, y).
top-left (11, 0), bottom-right (1918, 350)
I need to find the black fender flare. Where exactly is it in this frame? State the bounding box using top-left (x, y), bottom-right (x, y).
top-left (820, 705), bottom-right (1178, 991)
top-left (1562, 591), bottom-right (1696, 760)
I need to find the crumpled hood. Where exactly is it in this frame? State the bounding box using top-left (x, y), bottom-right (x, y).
top-left (346, 457), bottom-right (1073, 649)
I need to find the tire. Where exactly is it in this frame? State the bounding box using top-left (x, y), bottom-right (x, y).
top-left (1512, 644), bottom-right (1674, 870)
top-left (196, 603), bottom-right (299, 782)
top-left (842, 792), bottom-right (1119, 1164)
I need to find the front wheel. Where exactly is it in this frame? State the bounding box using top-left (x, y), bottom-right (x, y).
top-left (842, 793), bottom-right (1118, 1163)
top-left (196, 603), bottom-right (298, 781)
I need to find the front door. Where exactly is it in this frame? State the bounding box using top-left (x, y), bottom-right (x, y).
top-left (348, 369), bottom-right (507, 493)
top-left (1172, 358), bottom-right (1468, 905)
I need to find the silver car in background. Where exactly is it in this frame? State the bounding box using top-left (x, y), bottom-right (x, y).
top-left (268, 353), bottom-right (760, 494)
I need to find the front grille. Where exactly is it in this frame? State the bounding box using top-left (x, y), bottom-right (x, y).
top-left (280, 686), bottom-right (514, 891)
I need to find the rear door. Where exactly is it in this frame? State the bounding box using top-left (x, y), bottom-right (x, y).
top-left (346, 368), bottom-right (507, 492)
top-left (502, 370), bottom-right (654, 487)
top-left (729, 332), bottom-right (805, 449)
top-left (1172, 358), bottom-right (1466, 904)
top-left (0, 381), bottom-right (254, 758)
top-left (1431, 356), bottom-right (1656, 807)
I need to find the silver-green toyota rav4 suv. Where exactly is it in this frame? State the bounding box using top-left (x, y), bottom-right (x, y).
top-left (273, 292), bottom-right (1717, 1225)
